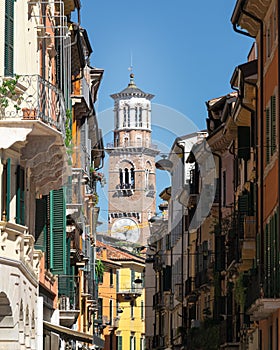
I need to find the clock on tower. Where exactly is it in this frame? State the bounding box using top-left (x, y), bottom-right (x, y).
top-left (106, 73), bottom-right (159, 247)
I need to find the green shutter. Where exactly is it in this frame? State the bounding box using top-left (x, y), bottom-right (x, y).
top-left (16, 166), bottom-right (25, 225)
top-left (4, 0), bottom-right (14, 76)
top-left (116, 270), bottom-right (119, 292)
top-left (266, 108), bottom-right (271, 163)
top-left (141, 300), bottom-right (144, 319)
top-left (35, 197), bottom-right (47, 250)
top-left (276, 210), bottom-right (280, 296)
top-left (117, 336), bottom-right (123, 350)
top-left (50, 188), bottom-right (66, 275)
top-left (271, 96), bottom-right (276, 154)
top-left (5, 158), bottom-right (11, 221)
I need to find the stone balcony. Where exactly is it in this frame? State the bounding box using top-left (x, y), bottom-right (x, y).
top-left (0, 75), bottom-right (69, 195)
top-left (248, 298), bottom-right (280, 321)
top-left (0, 221), bottom-right (42, 279)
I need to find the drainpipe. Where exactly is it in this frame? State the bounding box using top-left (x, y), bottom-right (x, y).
top-left (277, 0), bottom-right (280, 268)
top-left (232, 2), bottom-right (264, 287)
top-left (177, 141), bottom-right (186, 340)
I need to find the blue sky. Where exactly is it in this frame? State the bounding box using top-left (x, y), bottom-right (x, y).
top-left (80, 0), bottom-right (253, 231)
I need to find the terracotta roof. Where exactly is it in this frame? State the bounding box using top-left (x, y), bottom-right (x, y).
top-left (96, 240), bottom-right (145, 264)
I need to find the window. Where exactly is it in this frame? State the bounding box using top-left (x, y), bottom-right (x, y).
top-left (117, 336), bottom-right (122, 350)
top-left (141, 300), bottom-right (144, 320)
top-left (130, 300), bottom-right (134, 319)
top-left (116, 111), bottom-right (119, 128)
top-left (130, 335), bottom-right (136, 350)
top-left (140, 337), bottom-right (145, 350)
top-left (116, 270), bottom-right (120, 292)
top-left (123, 105), bottom-right (130, 127)
top-left (110, 268), bottom-right (114, 286)
top-left (2, 158), bottom-right (11, 221)
top-left (98, 298), bottom-right (103, 322)
top-left (36, 189), bottom-right (66, 273)
top-left (109, 299), bottom-right (113, 325)
top-left (123, 107), bottom-right (127, 127)
top-left (266, 95), bottom-right (276, 164)
top-left (16, 166), bottom-right (25, 225)
top-left (131, 269), bottom-right (135, 289)
top-left (119, 166), bottom-right (135, 190)
top-left (5, 0), bottom-right (14, 75)
top-left (222, 170), bottom-right (226, 207)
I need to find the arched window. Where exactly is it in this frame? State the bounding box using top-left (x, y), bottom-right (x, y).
top-left (123, 107), bottom-right (127, 127)
top-left (116, 111), bottom-right (119, 128)
top-left (119, 164), bottom-right (135, 190)
top-left (124, 137), bottom-right (129, 147)
top-left (119, 169), bottom-right (123, 187)
top-left (127, 106), bottom-right (130, 127)
top-left (123, 105), bottom-right (130, 127)
top-left (131, 168), bottom-right (135, 188)
top-left (139, 107), bottom-right (142, 127)
top-left (136, 136), bottom-right (142, 146)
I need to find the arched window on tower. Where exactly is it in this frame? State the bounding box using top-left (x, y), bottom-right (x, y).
top-left (116, 111), bottom-right (119, 129)
top-left (124, 137), bottom-right (129, 147)
top-left (123, 105), bottom-right (130, 127)
top-left (139, 107), bottom-right (142, 127)
top-left (123, 107), bottom-right (127, 127)
top-left (136, 135), bottom-right (142, 147)
top-left (119, 165), bottom-right (135, 195)
top-left (119, 169), bottom-right (123, 186)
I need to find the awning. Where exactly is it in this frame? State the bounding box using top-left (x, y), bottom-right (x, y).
top-left (43, 321), bottom-right (104, 347)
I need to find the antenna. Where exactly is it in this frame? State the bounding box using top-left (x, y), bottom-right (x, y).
top-left (128, 51), bottom-right (133, 73)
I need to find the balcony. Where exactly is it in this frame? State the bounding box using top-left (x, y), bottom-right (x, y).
top-left (59, 296), bottom-right (80, 328)
top-left (117, 287), bottom-right (142, 300)
top-left (248, 298), bottom-right (280, 321)
top-left (0, 221), bottom-right (42, 280)
top-left (0, 75), bottom-right (68, 195)
top-left (0, 75), bottom-right (65, 134)
top-left (108, 317), bottom-right (119, 330)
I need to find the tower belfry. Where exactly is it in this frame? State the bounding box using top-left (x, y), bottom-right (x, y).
top-left (106, 74), bottom-right (159, 247)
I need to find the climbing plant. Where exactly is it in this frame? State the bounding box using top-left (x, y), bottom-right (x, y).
top-left (95, 259), bottom-right (105, 282)
top-left (0, 75), bottom-right (21, 110)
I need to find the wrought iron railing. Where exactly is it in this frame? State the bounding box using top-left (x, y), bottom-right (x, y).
top-left (0, 75), bottom-right (66, 137)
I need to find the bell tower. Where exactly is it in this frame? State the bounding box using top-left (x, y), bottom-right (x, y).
top-left (106, 73), bottom-right (159, 247)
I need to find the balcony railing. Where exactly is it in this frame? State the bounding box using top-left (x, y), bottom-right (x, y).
top-left (0, 75), bottom-right (66, 137)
